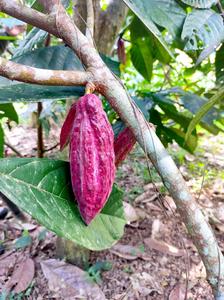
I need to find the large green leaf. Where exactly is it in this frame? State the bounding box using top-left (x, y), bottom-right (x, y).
top-left (0, 84), bottom-right (84, 103)
top-left (13, 45), bottom-right (83, 70)
top-left (215, 43), bottom-right (224, 84)
top-left (0, 103), bottom-right (18, 123)
top-left (130, 39), bottom-right (153, 81)
top-left (130, 17), bottom-right (171, 64)
top-left (180, 0), bottom-right (218, 8)
top-left (185, 87), bottom-right (224, 142)
top-left (181, 9), bottom-right (224, 63)
top-left (0, 46), bottom-right (120, 102)
top-left (122, 0), bottom-right (174, 58)
top-left (0, 158), bottom-right (125, 250)
top-left (13, 28), bottom-right (48, 59)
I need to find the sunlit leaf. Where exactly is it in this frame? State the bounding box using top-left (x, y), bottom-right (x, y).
top-left (0, 158), bottom-right (125, 250)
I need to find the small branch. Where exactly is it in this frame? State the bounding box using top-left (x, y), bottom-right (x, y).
top-left (85, 0), bottom-right (94, 45)
top-left (43, 143), bottom-right (59, 153)
top-left (0, 58), bottom-right (91, 86)
top-left (4, 141), bottom-right (22, 157)
top-left (37, 102), bottom-right (44, 158)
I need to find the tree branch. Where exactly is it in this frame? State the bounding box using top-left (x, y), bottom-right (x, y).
top-left (0, 58), bottom-right (91, 86)
top-left (1, 1), bottom-right (224, 297)
top-left (86, 0), bottom-right (94, 44)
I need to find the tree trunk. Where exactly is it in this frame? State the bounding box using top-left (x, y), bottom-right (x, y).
top-left (73, 0), bottom-right (128, 55)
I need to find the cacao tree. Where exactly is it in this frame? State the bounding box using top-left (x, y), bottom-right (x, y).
top-left (0, 0), bottom-right (224, 298)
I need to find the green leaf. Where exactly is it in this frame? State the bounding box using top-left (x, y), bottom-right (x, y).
top-left (0, 158), bottom-right (125, 250)
top-left (180, 0), bottom-right (218, 8)
top-left (13, 28), bottom-right (48, 58)
top-left (181, 93), bottom-right (222, 126)
top-left (0, 124), bottom-right (4, 158)
top-left (181, 9), bottom-right (224, 62)
top-left (0, 104), bottom-right (18, 123)
top-left (0, 84), bottom-right (84, 103)
top-left (185, 87), bottom-right (224, 142)
top-left (122, 0), bottom-right (174, 58)
top-left (130, 39), bottom-right (153, 81)
top-left (215, 43), bottom-right (224, 84)
top-left (130, 17), bottom-right (171, 64)
top-left (14, 235), bottom-right (32, 249)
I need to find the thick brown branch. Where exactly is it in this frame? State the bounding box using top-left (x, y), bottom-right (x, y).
top-left (0, 58), bottom-right (91, 86)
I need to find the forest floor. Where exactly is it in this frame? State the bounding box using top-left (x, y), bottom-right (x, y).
top-left (1, 123), bottom-right (224, 300)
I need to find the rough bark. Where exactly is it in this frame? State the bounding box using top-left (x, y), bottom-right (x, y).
top-left (95, 0), bottom-right (128, 55)
top-left (73, 0), bottom-right (128, 55)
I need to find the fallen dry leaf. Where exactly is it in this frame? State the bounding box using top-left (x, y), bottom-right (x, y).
top-left (0, 251), bottom-right (17, 277)
top-left (163, 196), bottom-right (177, 212)
top-left (135, 191), bottom-right (158, 204)
top-left (130, 272), bottom-right (163, 297)
top-left (169, 283), bottom-right (186, 300)
top-left (41, 259), bottom-right (106, 300)
top-left (144, 238), bottom-right (185, 257)
top-left (5, 257), bottom-right (35, 293)
top-left (124, 202), bottom-right (139, 223)
top-left (110, 243), bottom-right (151, 261)
top-left (143, 182), bottom-right (163, 191)
top-left (151, 219), bottom-right (162, 239)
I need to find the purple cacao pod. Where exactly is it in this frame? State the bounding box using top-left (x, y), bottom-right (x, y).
top-left (114, 127), bottom-right (136, 167)
top-left (117, 38), bottom-right (126, 65)
top-left (60, 103), bottom-right (77, 151)
top-left (70, 94), bottom-right (115, 224)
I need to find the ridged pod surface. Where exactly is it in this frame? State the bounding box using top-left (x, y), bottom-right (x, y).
top-left (70, 94), bottom-right (115, 224)
top-left (114, 127), bottom-right (136, 167)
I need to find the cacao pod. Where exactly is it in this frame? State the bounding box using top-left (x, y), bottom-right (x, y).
top-left (114, 127), bottom-right (136, 167)
top-left (60, 102), bottom-right (77, 151)
top-left (70, 94), bottom-right (115, 225)
top-left (117, 38), bottom-right (126, 65)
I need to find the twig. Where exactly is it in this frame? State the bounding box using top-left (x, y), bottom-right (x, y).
top-left (43, 143), bottom-right (59, 153)
top-left (37, 102), bottom-right (44, 158)
top-left (86, 0), bottom-right (94, 45)
top-left (4, 141), bottom-right (22, 157)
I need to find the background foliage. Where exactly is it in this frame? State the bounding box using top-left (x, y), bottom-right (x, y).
top-left (0, 0), bottom-right (224, 249)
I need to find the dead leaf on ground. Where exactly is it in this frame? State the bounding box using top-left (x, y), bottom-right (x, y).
top-left (151, 219), bottom-right (162, 239)
top-left (5, 257), bottom-right (35, 293)
top-left (144, 238), bottom-right (185, 257)
top-left (135, 191), bottom-right (158, 204)
top-left (41, 259), bottom-right (106, 300)
top-left (0, 251), bottom-right (17, 277)
top-left (124, 202), bottom-right (139, 223)
top-left (169, 283), bottom-right (186, 300)
top-left (163, 196), bottom-right (177, 212)
top-left (143, 182), bottom-right (163, 191)
top-left (110, 243), bottom-right (150, 261)
top-left (130, 272), bottom-right (163, 297)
